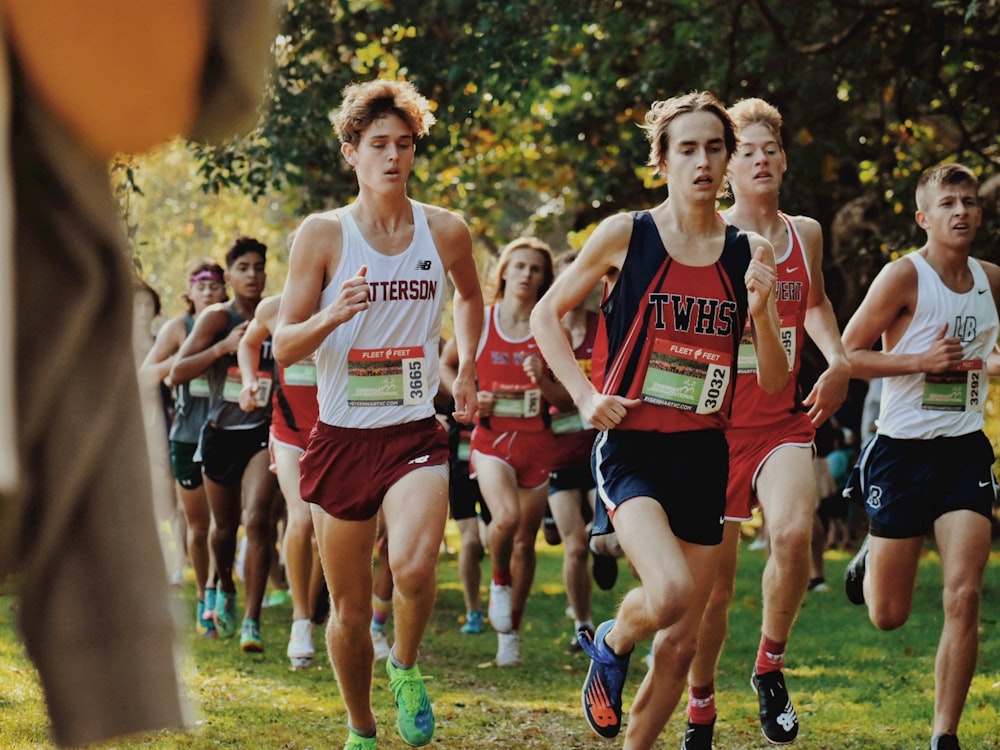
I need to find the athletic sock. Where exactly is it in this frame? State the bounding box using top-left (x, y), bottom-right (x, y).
top-left (371, 594), bottom-right (391, 630)
top-left (755, 634), bottom-right (786, 675)
top-left (686, 682), bottom-right (716, 725)
top-left (492, 569), bottom-right (512, 587)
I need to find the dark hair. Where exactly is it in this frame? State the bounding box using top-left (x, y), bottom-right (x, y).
top-left (641, 90), bottom-right (736, 178)
top-left (181, 257), bottom-right (227, 315)
top-left (133, 276), bottom-right (161, 316)
top-left (225, 236), bottom-right (267, 268)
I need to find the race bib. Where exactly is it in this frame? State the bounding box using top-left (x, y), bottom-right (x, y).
top-left (284, 354), bottom-right (317, 386)
top-left (189, 375), bottom-right (210, 398)
top-left (223, 366), bottom-right (272, 407)
top-left (491, 383), bottom-right (542, 418)
top-left (550, 409), bottom-right (591, 434)
top-left (347, 346), bottom-right (428, 407)
top-left (922, 359), bottom-right (985, 412)
top-left (737, 317), bottom-right (795, 374)
top-left (640, 339), bottom-right (732, 414)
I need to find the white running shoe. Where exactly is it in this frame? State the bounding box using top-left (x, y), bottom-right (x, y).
top-left (371, 627), bottom-right (391, 662)
top-left (287, 618), bottom-right (315, 669)
top-left (488, 582), bottom-right (513, 633)
top-left (496, 630), bottom-right (521, 667)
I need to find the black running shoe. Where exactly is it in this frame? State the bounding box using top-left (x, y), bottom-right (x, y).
top-left (931, 734), bottom-right (960, 750)
top-left (579, 620), bottom-right (630, 738)
top-left (592, 551), bottom-right (619, 591)
top-left (681, 716), bottom-right (715, 750)
top-left (751, 669), bottom-right (798, 745)
top-left (844, 535), bottom-right (869, 606)
top-left (567, 624), bottom-right (594, 654)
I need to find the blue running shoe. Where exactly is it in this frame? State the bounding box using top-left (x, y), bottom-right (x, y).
top-left (578, 619), bottom-right (631, 738)
top-left (386, 659), bottom-right (434, 746)
top-left (460, 610), bottom-right (483, 635)
top-left (196, 599), bottom-right (216, 638)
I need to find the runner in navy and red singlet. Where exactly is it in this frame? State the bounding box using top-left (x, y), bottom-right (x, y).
top-left (531, 91), bottom-right (787, 747)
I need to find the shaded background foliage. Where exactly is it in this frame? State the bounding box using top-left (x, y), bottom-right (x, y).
top-left (190, 0), bottom-right (999, 319)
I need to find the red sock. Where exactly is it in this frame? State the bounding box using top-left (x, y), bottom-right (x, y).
top-left (686, 682), bottom-right (716, 725)
top-left (492, 569), bottom-right (512, 587)
top-left (755, 634), bottom-right (786, 675)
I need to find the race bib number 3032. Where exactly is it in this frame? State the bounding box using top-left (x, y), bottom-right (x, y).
top-left (640, 339), bottom-right (732, 414)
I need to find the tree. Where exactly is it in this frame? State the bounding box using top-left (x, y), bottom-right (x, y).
top-left (185, 0), bottom-right (998, 318)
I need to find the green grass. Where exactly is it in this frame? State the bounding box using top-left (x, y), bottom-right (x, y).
top-left (2, 528), bottom-right (998, 749)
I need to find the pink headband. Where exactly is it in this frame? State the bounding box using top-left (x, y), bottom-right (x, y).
top-left (190, 269), bottom-right (224, 284)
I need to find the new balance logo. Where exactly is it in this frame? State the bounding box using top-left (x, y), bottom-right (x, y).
top-left (415, 260), bottom-right (432, 271)
top-left (408, 454), bottom-right (431, 465)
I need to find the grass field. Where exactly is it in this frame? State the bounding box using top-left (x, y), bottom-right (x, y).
top-left (2, 527), bottom-right (998, 749)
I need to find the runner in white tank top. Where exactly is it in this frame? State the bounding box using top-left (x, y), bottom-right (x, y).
top-left (315, 200), bottom-right (447, 429)
top-left (841, 162), bottom-right (998, 750)
top-left (271, 79), bottom-right (483, 750)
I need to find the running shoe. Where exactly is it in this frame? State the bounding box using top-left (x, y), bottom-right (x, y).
top-left (751, 668), bottom-right (798, 744)
top-left (844, 535), bottom-right (869, 605)
top-left (371, 626), bottom-right (391, 662)
top-left (386, 658), bottom-right (434, 746)
top-left (287, 618), bottom-right (315, 669)
top-left (196, 599), bottom-right (216, 638)
top-left (488, 582), bottom-right (513, 633)
top-left (265, 589), bottom-right (291, 608)
top-left (682, 717), bottom-right (716, 750)
top-left (592, 550), bottom-right (619, 591)
top-left (460, 610), bottom-right (484, 635)
top-left (240, 618), bottom-right (264, 653)
top-left (343, 728), bottom-right (377, 749)
top-left (931, 733), bottom-right (960, 750)
top-left (203, 587), bottom-right (217, 621)
top-left (578, 619), bottom-right (630, 739)
top-left (214, 590), bottom-right (238, 639)
top-left (496, 630), bottom-right (521, 667)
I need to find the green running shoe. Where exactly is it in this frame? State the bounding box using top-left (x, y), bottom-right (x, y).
top-left (386, 659), bottom-right (434, 746)
top-left (214, 590), bottom-right (238, 639)
top-left (343, 728), bottom-right (377, 749)
top-left (240, 618), bottom-right (264, 653)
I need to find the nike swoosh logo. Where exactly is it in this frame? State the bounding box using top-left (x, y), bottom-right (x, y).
top-left (785, 266), bottom-right (798, 273)
top-left (979, 480), bottom-right (992, 487)
top-left (978, 289), bottom-right (989, 294)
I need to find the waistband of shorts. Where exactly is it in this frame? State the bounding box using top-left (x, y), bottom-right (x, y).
top-left (312, 416), bottom-right (439, 441)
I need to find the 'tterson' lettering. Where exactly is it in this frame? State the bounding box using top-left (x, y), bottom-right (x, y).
top-left (367, 279), bottom-right (439, 302)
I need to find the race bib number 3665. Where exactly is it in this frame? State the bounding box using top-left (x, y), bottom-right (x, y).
top-left (640, 339), bottom-right (732, 414)
top-left (347, 346), bottom-right (428, 407)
